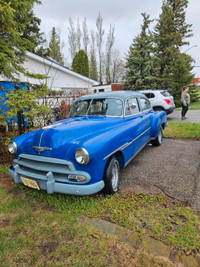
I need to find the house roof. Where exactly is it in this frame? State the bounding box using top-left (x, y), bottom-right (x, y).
top-left (26, 51), bottom-right (99, 86)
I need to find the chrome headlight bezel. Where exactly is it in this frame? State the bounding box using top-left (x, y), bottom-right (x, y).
top-left (8, 141), bottom-right (17, 154)
top-left (75, 148), bottom-right (89, 165)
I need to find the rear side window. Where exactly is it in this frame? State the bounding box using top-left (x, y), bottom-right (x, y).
top-left (125, 97), bottom-right (139, 116)
top-left (161, 91), bottom-right (171, 97)
top-left (144, 93), bottom-right (155, 99)
top-left (139, 98), bottom-right (151, 111)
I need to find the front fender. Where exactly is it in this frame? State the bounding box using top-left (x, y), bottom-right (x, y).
top-left (68, 123), bottom-right (132, 183)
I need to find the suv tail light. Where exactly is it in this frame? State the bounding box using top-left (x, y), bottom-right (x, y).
top-left (164, 99), bottom-right (171, 105)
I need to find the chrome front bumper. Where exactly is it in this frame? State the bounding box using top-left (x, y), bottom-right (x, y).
top-left (8, 154), bottom-right (104, 195)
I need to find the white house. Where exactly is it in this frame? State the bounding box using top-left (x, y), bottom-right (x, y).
top-left (0, 51), bottom-right (98, 92)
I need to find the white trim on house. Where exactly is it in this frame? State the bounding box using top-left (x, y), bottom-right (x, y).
top-left (26, 51), bottom-right (98, 85)
top-left (0, 51), bottom-right (98, 92)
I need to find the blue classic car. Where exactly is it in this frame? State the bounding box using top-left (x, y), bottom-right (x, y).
top-left (8, 91), bottom-right (167, 195)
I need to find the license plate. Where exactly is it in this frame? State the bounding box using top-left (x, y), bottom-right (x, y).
top-left (21, 177), bottom-right (40, 190)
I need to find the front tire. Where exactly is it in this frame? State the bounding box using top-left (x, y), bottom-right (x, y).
top-left (103, 157), bottom-right (120, 194)
top-left (151, 127), bottom-right (163, 146)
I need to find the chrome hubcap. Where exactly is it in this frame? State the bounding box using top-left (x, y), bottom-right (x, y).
top-left (158, 128), bottom-right (162, 143)
top-left (112, 161), bottom-right (119, 191)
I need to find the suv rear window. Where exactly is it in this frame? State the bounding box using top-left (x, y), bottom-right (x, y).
top-left (160, 91), bottom-right (171, 97)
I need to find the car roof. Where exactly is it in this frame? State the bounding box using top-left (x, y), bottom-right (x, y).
top-left (78, 90), bottom-right (146, 101)
top-left (139, 89), bottom-right (166, 93)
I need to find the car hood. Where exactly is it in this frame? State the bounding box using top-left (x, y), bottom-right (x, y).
top-left (32, 116), bottom-right (123, 151)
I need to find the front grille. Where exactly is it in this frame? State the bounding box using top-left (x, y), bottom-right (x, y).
top-left (15, 154), bottom-right (75, 183)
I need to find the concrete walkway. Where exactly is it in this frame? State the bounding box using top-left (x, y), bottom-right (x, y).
top-left (167, 109), bottom-right (200, 123)
top-left (80, 215), bottom-right (200, 267)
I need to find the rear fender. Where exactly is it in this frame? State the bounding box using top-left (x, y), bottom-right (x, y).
top-left (151, 111), bottom-right (167, 138)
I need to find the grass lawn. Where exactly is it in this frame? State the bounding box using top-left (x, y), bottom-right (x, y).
top-left (0, 164), bottom-right (200, 266)
top-left (176, 100), bottom-right (200, 110)
top-left (0, 177), bottom-right (185, 267)
top-left (0, 122), bottom-right (200, 266)
top-left (163, 122), bottom-right (200, 139)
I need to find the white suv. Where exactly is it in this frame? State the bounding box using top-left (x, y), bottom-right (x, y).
top-left (139, 90), bottom-right (175, 114)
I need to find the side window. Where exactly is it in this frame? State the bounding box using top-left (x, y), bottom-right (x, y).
top-left (140, 98), bottom-right (151, 111)
top-left (145, 93), bottom-right (155, 99)
top-left (125, 97), bottom-right (139, 116)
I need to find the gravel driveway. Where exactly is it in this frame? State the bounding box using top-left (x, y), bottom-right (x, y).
top-left (120, 138), bottom-right (200, 210)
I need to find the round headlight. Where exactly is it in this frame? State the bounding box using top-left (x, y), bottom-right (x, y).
top-left (8, 141), bottom-right (17, 154)
top-left (75, 148), bottom-right (89, 165)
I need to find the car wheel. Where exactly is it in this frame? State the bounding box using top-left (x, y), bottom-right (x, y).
top-left (151, 127), bottom-right (163, 146)
top-left (103, 157), bottom-right (120, 194)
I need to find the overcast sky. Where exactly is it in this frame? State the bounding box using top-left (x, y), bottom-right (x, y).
top-left (34, 0), bottom-right (200, 77)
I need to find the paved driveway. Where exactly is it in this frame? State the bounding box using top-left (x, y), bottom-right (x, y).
top-left (167, 109), bottom-right (200, 123)
top-left (120, 138), bottom-right (200, 210)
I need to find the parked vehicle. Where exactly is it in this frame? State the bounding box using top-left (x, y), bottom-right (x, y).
top-left (8, 91), bottom-right (167, 195)
top-left (139, 90), bottom-right (175, 114)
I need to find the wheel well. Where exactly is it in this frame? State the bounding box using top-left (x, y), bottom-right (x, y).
top-left (153, 106), bottom-right (164, 111)
top-left (161, 122), bottom-right (166, 130)
top-left (105, 151), bottom-right (124, 169)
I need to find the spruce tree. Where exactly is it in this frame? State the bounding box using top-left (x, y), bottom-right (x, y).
top-left (49, 27), bottom-right (64, 65)
top-left (170, 53), bottom-right (198, 105)
top-left (154, 0), bottom-right (192, 88)
top-left (0, 0), bottom-right (49, 133)
top-left (72, 50), bottom-right (89, 77)
top-left (123, 13), bottom-right (159, 90)
top-left (0, 0), bottom-right (46, 78)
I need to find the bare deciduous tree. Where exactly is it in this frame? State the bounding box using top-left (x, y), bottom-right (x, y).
top-left (110, 49), bottom-right (125, 83)
top-left (68, 17), bottom-right (77, 60)
top-left (89, 30), bottom-right (98, 81)
top-left (96, 13), bottom-right (105, 84)
top-left (76, 18), bottom-right (82, 51)
top-left (105, 25), bottom-right (115, 83)
top-left (82, 17), bottom-right (89, 56)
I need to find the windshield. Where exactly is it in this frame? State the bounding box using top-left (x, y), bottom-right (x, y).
top-left (69, 98), bottom-right (123, 117)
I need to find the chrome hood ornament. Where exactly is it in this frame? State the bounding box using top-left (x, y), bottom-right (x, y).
top-left (32, 146), bottom-right (52, 153)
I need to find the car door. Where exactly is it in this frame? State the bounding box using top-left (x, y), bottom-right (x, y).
top-left (137, 97), bottom-right (152, 145)
top-left (123, 97), bottom-right (150, 164)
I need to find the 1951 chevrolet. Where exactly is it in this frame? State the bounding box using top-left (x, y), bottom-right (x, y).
top-left (8, 91), bottom-right (167, 195)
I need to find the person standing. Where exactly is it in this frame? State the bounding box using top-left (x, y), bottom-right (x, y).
top-left (181, 86), bottom-right (190, 120)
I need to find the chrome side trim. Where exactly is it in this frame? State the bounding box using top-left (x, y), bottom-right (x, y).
top-left (103, 127), bottom-right (151, 160)
top-left (127, 127), bottom-right (151, 146)
top-left (103, 143), bottom-right (129, 160)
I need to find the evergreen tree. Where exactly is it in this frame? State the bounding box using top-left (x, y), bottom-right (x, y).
top-left (72, 50), bottom-right (89, 77)
top-left (0, 0), bottom-right (46, 79)
top-left (0, 0), bottom-right (49, 133)
top-left (49, 27), bottom-right (64, 65)
top-left (170, 53), bottom-right (198, 105)
top-left (123, 13), bottom-right (159, 90)
top-left (154, 0), bottom-right (192, 88)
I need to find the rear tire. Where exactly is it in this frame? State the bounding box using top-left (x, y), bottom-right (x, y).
top-left (103, 157), bottom-right (120, 194)
top-left (153, 107), bottom-right (164, 112)
top-left (151, 127), bottom-right (163, 146)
